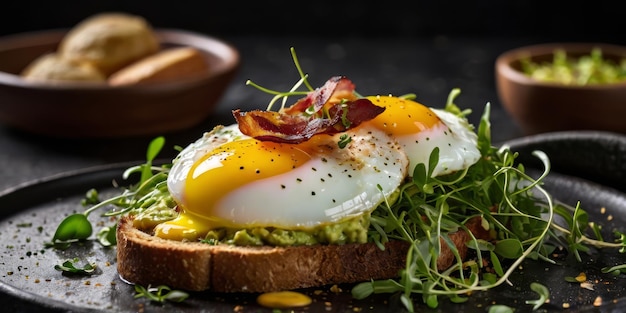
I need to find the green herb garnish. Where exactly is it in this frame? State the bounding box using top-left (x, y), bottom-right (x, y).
top-left (96, 224), bottom-right (117, 247)
top-left (487, 305), bottom-right (515, 313)
top-left (54, 258), bottom-right (96, 275)
top-left (48, 213), bottom-right (93, 248)
top-left (47, 136), bottom-right (169, 248)
top-left (526, 282), bottom-right (550, 310)
top-left (351, 90), bottom-right (626, 311)
top-left (134, 284), bottom-right (189, 303)
top-left (337, 134), bottom-right (351, 149)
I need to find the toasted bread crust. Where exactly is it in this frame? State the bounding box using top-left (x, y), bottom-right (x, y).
top-left (116, 216), bottom-right (487, 293)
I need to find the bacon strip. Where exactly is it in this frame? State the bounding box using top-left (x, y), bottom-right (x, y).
top-left (232, 76), bottom-right (385, 144)
top-left (281, 76), bottom-right (357, 115)
top-left (232, 109), bottom-right (334, 143)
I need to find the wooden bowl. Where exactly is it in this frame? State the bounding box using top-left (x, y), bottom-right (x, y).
top-left (495, 42), bottom-right (626, 135)
top-left (0, 29), bottom-right (239, 138)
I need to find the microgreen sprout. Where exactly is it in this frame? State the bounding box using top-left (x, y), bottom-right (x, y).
top-left (339, 101), bottom-right (351, 128)
top-left (96, 224), bottom-right (117, 247)
top-left (48, 213), bottom-right (93, 249)
top-left (352, 89), bottom-right (626, 312)
top-left (487, 305), bottom-right (515, 313)
top-left (602, 263), bottom-right (626, 276)
top-left (337, 134), bottom-right (352, 149)
top-left (134, 284), bottom-right (189, 303)
top-left (47, 136), bottom-right (169, 248)
top-left (54, 258), bottom-right (97, 275)
top-left (525, 282), bottom-right (550, 310)
top-left (246, 47), bottom-right (314, 112)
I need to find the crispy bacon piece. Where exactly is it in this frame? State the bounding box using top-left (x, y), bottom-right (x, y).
top-left (232, 76), bottom-right (385, 144)
top-left (281, 76), bottom-right (357, 115)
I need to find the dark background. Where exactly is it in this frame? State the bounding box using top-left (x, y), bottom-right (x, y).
top-left (1, 0), bottom-right (624, 41)
top-left (1, 0), bottom-right (626, 191)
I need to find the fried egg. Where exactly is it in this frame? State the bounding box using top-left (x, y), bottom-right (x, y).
top-left (365, 95), bottom-right (481, 177)
top-left (158, 124), bottom-right (409, 240)
top-left (159, 95), bottom-right (481, 241)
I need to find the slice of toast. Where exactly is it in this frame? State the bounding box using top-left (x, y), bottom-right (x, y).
top-left (116, 216), bottom-right (486, 293)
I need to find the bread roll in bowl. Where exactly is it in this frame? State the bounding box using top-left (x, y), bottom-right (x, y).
top-left (20, 53), bottom-right (106, 83)
top-left (109, 47), bottom-right (209, 85)
top-left (58, 12), bottom-right (160, 75)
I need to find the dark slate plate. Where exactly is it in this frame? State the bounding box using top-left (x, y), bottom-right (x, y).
top-left (1, 131), bottom-right (626, 313)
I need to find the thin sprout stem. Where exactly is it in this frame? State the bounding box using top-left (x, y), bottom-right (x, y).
top-left (245, 80), bottom-right (285, 95)
top-left (430, 166), bottom-right (471, 185)
top-left (123, 165), bottom-right (169, 180)
top-left (278, 75), bottom-right (309, 110)
top-left (549, 223), bottom-right (625, 248)
top-left (380, 187), bottom-right (415, 242)
top-left (290, 47), bottom-right (314, 91)
top-left (83, 192), bottom-right (135, 217)
top-left (267, 94), bottom-right (287, 111)
top-left (86, 171), bottom-right (167, 217)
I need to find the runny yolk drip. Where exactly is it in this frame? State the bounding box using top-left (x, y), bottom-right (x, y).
top-left (365, 95), bottom-right (441, 135)
top-left (154, 138), bottom-right (313, 241)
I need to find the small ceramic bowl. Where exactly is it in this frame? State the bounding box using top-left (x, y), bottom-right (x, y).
top-left (495, 42), bottom-right (626, 135)
top-left (0, 29), bottom-right (239, 138)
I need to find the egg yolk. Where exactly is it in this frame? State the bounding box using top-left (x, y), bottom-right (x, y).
top-left (154, 138), bottom-right (314, 240)
top-left (365, 95), bottom-right (441, 135)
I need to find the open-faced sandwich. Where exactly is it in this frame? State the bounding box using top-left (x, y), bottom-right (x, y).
top-left (48, 50), bottom-right (626, 311)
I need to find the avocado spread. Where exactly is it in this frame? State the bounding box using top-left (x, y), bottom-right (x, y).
top-left (207, 214), bottom-right (370, 246)
top-left (132, 196), bottom-right (372, 246)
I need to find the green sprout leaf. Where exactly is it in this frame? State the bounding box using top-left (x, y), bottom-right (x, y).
top-left (615, 230), bottom-right (626, 253)
top-left (338, 133), bottom-right (352, 149)
top-left (134, 284), bottom-right (189, 303)
top-left (411, 147), bottom-right (440, 194)
top-left (141, 136), bottom-right (165, 183)
top-left (51, 213), bottom-right (93, 243)
top-left (494, 238), bottom-right (524, 259)
top-left (601, 263), bottom-right (626, 276)
top-left (54, 258), bottom-right (96, 275)
top-left (81, 188), bottom-right (100, 206)
top-left (490, 250), bottom-right (504, 277)
top-left (525, 282), bottom-right (549, 310)
top-left (97, 224), bottom-right (117, 247)
top-left (488, 304), bottom-right (515, 313)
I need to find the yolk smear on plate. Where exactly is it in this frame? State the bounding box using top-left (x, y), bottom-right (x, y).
top-left (257, 290), bottom-right (312, 308)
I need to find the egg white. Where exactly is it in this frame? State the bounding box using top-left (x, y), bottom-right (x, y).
top-left (167, 124), bottom-right (247, 205)
top-left (398, 108), bottom-right (481, 177)
top-left (167, 124), bottom-right (409, 229)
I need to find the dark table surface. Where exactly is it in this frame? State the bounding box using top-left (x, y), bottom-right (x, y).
top-left (0, 33), bottom-right (560, 193)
